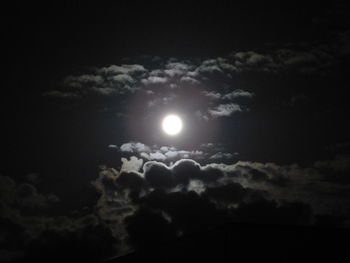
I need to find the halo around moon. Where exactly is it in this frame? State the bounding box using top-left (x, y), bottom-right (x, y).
top-left (162, 115), bottom-right (183, 136)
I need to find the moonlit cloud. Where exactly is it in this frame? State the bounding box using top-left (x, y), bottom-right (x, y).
top-left (117, 141), bottom-right (231, 162)
top-left (5, 2), bottom-right (350, 261)
top-left (208, 103), bottom-right (243, 118)
top-left (141, 76), bottom-right (168, 85)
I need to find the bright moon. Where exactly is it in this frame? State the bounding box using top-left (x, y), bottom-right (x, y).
top-left (162, 115), bottom-right (183, 136)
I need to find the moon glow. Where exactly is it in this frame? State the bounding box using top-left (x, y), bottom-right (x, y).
top-left (162, 115), bottom-right (183, 136)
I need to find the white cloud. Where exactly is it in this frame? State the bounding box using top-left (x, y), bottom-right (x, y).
top-left (208, 103), bottom-right (242, 118)
top-left (120, 142), bottom-right (151, 153)
top-left (149, 152), bottom-right (167, 161)
top-left (222, 89), bottom-right (254, 100)
top-left (121, 156), bottom-right (143, 172)
top-left (180, 76), bottom-right (200, 84)
top-left (141, 76), bottom-right (168, 85)
top-left (97, 64), bottom-right (147, 75)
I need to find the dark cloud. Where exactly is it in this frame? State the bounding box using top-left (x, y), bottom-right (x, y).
top-left (0, 175), bottom-right (121, 261)
top-left (204, 182), bottom-right (262, 205)
top-left (2, 151), bottom-right (350, 261)
top-left (26, 218), bottom-right (118, 261)
top-left (41, 56), bottom-right (258, 120)
top-left (124, 206), bottom-right (176, 250)
top-left (314, 155), bottom-right (350, 184)
top-left (235, 199), bottom-right (312, 225)
top-left (88, 155), bottom-right (350, 253)
top-left (144, 161), bottom-right (175, 189)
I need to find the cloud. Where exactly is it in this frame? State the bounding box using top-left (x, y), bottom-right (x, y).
top-left (108, 144), bottom-right (118, 149)
top-left (180, 76), bottom-right (200, 84)
top-left (44, 40), bottom-right (342, 103)
top-left (233, 51), bottom-right (274, 68)
top-left (202, 91), bottom-right (222, 100)
top-left (111, 73), bottom-right (135, 84)
top-left (109, 158), bottom-right (327, 251)
top-left (196, 61), bottom-right (224, 75)
top-left (121, 156), bottom-right (144, 172)
top-left (120, 142), bottom-right (151, 153)
top-left (3, 153), bottom-right (350, 260)
top-left (53, 64), bottom-right (148, 98)
top-left (314, 154), bottom-right (350, 173)
top-left (222, 89), bottom-right (254, 100)
top-left (165, 61), bottom-right (194, 72)
top-left (149, 152), bottom-right (167, 161)
top-left (209, 152), bottom-right (236, 160)
top-left (119, 142), bottom-right (208, 161)
top-left (208, 103), bottom-right (242, 118)
top-left (314, 155), bottom-right (350, 184)
top-left (141, 76), bottom-right (168, 85)
top-left (203, 89), bottom-right (254, 101)
top-left (96, 64), bottom-right (147, 75)
top-left (0, 175), bottom-right (58, 215)
top-left (0, 175), bottom-right (121, 261)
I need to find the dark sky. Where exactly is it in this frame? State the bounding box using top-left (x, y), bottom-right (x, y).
top-left (1, 1), bottom-right (350, 261)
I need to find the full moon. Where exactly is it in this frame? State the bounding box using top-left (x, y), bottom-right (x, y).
top-left (162, 115), bottom-right (183, 136)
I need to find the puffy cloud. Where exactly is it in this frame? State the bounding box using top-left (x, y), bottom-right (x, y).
top-left (120, 142), bottom-right (151, 153)
top-left (118, 142), bottom-right (207, 162)
top-left (0, 175), bottom-right (120, 261)
top-left (164, 150), bottom-right (179, 158)
top-left (96, 64), bottom-right (147, 75)
top-left (44, 42), bottom-right (341, 103)
top-left (180, 76), bottom-right (200, 84)
top-left (111, 73), bottom-right (135, 84)
top-left (149, 152), bottom-right (167, 161)
top-left (226, 46), bottom-right (338, 74)
top-left (222, 89), bottom-right (254, 100)
top-left (102, 157), bottom-right (330, 252)
top-left (64, 74), bottom-right (104, 86)
top-left (202, 91), bottom-right (222, 100)
top-left (0, 175), bottom-right (59, 216)
top-left (205, 58), bottom-right (233, 72)
top-left (208, 103), bottom-right (242, 118)
top-left (209, 152), bottom-right (236, 160)
top-left (203, 89), bottom-right (254, 101)
top-left (117, 142), bottom-right (238, 164)
top-left (3, 153), bottom-right (350, 260)
top-left (47, 64), bottom-right (147, 99)
top-left (141, 76), bottom-right (168, 85)
top-left (196, 62), bottom-right (223, 75)
top-left (121, 157), bottom-right (143, 172)
top-left (165, 61), bottom-right (194, 72)
top-left (234, 51), bottom-right (274, 67)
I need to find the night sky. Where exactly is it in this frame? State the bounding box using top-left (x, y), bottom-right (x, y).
top-left (2, 2), bottom-right (350, 262)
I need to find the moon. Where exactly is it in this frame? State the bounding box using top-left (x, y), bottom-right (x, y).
top-left (162, 115), bottom-right (183, 136)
